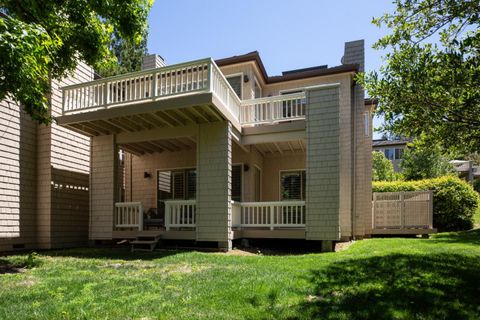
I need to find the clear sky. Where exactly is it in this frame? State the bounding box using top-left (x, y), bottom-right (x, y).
top-left (147, 0), bottom-right (396, 136)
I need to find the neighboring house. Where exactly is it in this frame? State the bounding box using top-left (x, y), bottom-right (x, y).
top-left (0, 63), bottom-right (93, 252)
top-left (450, 160), bottom-right (480, 184)
top-left (0, 40), bottom-right (374, 252)
top-left (372, 139), bottom-right (408, 172)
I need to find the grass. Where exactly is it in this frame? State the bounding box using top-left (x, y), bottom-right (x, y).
top-left (1, 230), bottom-right (480, 320)
top-left (474, 206), bottom-right (480, 228)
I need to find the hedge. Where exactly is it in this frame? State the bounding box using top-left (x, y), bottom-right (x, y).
top-left (373, 176), bottom-right (479, 232)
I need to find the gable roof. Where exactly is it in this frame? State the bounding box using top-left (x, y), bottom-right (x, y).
top-left (215, 51), bottom-right (359, 84)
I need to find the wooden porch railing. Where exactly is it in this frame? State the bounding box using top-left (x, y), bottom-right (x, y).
top-left (240, 92), bottom-right (306, 125)
top-left (232, 201), bottom-right (306, 230)
top-left (164, 200), bottom-right (196, 230)
top-left (62, 58), bottom-right (241, 122)
top-left (115, 202), bottom-right (143, 230)
top-left (372, 191), bottom-right (433, 230)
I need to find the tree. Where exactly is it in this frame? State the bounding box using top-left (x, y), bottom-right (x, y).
top-left (400, 134), bottom-right (454, 180)
top-left (361, 0), bottom-right (480, 154)
top-left (0, 0), bottom-right (153, 124)
top-left (97, 28), bottom-right (149, 77)
top-left (372, 151), bottom-right (397, 181)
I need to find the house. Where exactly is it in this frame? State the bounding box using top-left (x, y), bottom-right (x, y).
top-left (0, 40), bottom-right (373, 252)
top-left (372, 139), bottom-right (408, 172)
top-left (450, 160), bottom-right (480, 184)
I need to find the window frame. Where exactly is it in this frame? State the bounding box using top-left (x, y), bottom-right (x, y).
top-left (156, 167), bottom-right (196, 203)
top-left (253, 165), bottom-right (262, 202)
top-left (279, 169), bottom-right (306, 201)
top-left (253, 76), bottom-right (262, 99)
top-left (225, 72), bottom-right (243, 100)
top-left (231, 163), bottom-right (243, 202)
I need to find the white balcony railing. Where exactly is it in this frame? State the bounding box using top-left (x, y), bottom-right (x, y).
top-left (164, 200), bottom-right (196, 230)
top-left (240, 92), bottom-right (306, 125)
top-left (232, 201), bottom-right (306, 230)
top-left (62, 59), bottom-right (309, 126)
top-left (62, 58), bottom-right (241, 122)
top-left (115, 202), bottom-right (143, 230)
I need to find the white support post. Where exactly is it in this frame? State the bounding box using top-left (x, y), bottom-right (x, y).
top-left (138, 203), bottom-right (144, 231)
top-left (400, 192), bottom-right (405, 229)
top-left (151, 72), bottom-right (157, 98)
top-left (165, 203), bottom-right (170, 231)
top-left (270, 205), bottom-right (274, 230)
top-left (103, 83), bottom-right (109, 107)
top-left (207, 60), bottom-right (213, 93)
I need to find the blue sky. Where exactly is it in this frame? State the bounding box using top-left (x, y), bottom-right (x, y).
top-left (147, 0), bottom-right (396, 136)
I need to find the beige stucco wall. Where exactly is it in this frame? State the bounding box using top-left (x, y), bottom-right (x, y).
top-left (262, 153), bottom-right (306, 201)
top-left (125, 148), bottom-right (197, 209)
top-left (123, 141), bottom-right (308, 208)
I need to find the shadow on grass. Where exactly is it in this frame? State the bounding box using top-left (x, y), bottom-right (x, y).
top-left (244, 251), bottom-right (480, 319)
top-left (429, 228), bottom-right (480, 245)
top-left (292, 253), bottom-right (480, 320)
top-left (40, 247), bottom-right (182, 261)
top-left (0, 259), bottom-right (24, 274)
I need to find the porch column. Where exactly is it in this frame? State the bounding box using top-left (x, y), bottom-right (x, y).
top-left (305, 85), bottom-right (341, 241)
top-left (196, 121), bottom-right (232, 250)
top-left (90, 135), bottom-right (117, 240)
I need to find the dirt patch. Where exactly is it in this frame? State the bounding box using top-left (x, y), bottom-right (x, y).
top-left (219, 249), bottom-right (257, 256)
top-left (335, 241), bottom-right (354, 252)
top-left (0, 263), bottom-right (24, 275)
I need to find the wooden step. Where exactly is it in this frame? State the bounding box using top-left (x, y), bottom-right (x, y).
top-left (131, 235), bottom-right (162, 252)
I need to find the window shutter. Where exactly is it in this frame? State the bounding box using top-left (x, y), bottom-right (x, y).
top-left (281, 171), bottom-right (305, 200)
top-left (226, 75), bottom-right (242, 99)
top-left (186, 169), bottom-right (196, 199)
top-left (232, 165), bottom-right (242, 202)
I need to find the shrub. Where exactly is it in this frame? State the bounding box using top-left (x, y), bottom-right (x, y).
top-left (373, 176), bottom-right (479, 231)
top-left (372, 151), bottom-right (396, 181)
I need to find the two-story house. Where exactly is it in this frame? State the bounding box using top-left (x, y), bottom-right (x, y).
top-left (55, 40), bottom-right (372, 251)
top-left (0, 40), bottom-right (373, 252)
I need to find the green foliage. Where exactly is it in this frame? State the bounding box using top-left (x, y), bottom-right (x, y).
top-left (0, 0), bottom-right (153, 124)
top-left (360, 0), bottom-right (480, 154)
top-left (25, 252), bottom-right (39, 268)
top-left (97, 28), bottom-right (149, 77)
top-left (372, 151), bottom-right (396, 181)
top-left (400, 135), bottom-right (454, 180)
top-left (373, 176), bottom-right (479, 231)
top-left (473, 179), bottom-right (480, 193)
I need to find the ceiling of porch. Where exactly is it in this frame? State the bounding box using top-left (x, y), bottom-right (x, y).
top-left (62, 104), bottom-right (224, 137)
top-left (119, 136), bottom-right (196, 156)
top-left (254, 140), bottom-right (306, 155)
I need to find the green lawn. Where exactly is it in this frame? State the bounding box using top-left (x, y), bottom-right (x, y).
top-left (1, 230), bottom-right (480, 320)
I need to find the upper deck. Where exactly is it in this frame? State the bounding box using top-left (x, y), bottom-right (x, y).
top-left (58, 58), bottom-right (308, 136)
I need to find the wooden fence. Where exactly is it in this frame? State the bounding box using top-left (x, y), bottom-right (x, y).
top-left (372, 191), bottom-right (433, 230)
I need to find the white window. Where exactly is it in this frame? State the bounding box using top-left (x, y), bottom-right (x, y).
top-left (280, 170), bottom-right (306, 201)
top-left (254, 77), bottom-right (262, 99)
top-left (226, 74), bottom-right (242, 99)
top-left (232, 164), bottom-right (242, 202)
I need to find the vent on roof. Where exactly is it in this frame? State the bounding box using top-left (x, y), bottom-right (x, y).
top-left (282, 65), bottom-right (328, 76)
